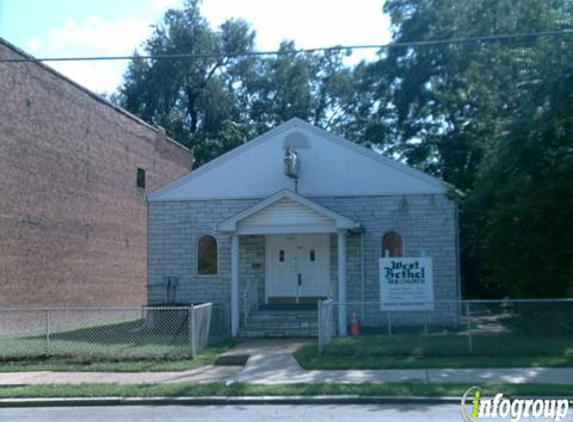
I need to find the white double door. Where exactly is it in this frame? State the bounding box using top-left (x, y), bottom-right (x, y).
top-left (265, 234), bottom-right (330, 304)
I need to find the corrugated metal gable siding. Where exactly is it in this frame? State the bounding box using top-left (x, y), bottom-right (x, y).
top-left (238, 198), bottom-right (334, 230)
top-left (153, 123), bottom-right (445, 200)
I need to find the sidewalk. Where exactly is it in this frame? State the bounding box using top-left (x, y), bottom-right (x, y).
top-left (1, 339), bottom-right (572, 386)
top-left (227, 340), bottom-right (573, 385)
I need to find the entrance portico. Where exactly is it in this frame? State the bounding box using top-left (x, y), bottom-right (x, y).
top-left (218, 189), bottom-right (360, 337)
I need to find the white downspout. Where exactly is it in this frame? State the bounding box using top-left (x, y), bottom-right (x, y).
top-left (231, 234), bottom-right (240, 337)
top-left (360, 231), bottom-right (365, 321)
top-left (337, 230), bottom-right (347, 336)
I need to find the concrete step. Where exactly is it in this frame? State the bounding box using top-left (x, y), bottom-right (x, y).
top-left (248, 310), bottom-right (317, 319)
top-left (246, 323), bottom-right (317, 332)
top-left (248, 315), bottom-right (317, 324)
top-left (240, 311), bottom-right (318, 338)
top-left (246, 315), bottom-right (318, 323)
top-left (238, 328), bottom-right (317, 338)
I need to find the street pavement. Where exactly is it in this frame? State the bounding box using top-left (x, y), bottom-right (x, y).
top-left (0, 404), bottom-right (543, 422)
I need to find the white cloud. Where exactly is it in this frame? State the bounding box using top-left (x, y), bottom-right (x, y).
top-left (201, 0), bottom-right (391, 64)
top-left (23, 0), bottom-right (390, 93)
top-left (26, 15), bottom-right (155, 93)
top-left (46, 15), bottom-right (152, 55)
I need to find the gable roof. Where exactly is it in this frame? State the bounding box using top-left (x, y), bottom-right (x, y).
top-left (149, 118), bottom-right (446, 201)
top-left (218, 189), bottom-right (359, 234)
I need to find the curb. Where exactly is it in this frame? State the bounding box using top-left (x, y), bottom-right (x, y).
top-left (0, 395), bottom-right (462, 408)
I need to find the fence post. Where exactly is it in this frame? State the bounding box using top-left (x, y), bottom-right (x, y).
top-left (44, 309), bottom-right (50, 355)
top-left (466, 301), bottom-right (473, 353)
top-left (387, 312), bottom-right (392, 335)
top-left (318, 300), bottom-right (323, 355)
top-left (189, 304), bottom-right (196, 358)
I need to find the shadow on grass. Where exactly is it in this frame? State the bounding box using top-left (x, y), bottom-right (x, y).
top-left (0, 339), bottom-right (240, 372)
top-left (0, 317), bottom-right (198, 359)
top-left (295, 333), bottom-right (573, 370)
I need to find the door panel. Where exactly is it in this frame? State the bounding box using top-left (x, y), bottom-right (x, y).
top-left (265, 234), bottom-right (330, 303)
top-left (265, 235), bottom-right (297, 299)
top-left (296, 234), bottom-right (330, 298)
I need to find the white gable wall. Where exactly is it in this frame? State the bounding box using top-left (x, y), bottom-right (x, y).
top-left (149, 119), bottom-right (445, 201)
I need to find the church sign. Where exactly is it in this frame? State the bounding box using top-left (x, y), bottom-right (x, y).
top-left (379, 257), bottom-right (434, 311)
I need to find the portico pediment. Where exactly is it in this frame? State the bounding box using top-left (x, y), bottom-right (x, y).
top-left (218, 189), bottom-right (359, 235)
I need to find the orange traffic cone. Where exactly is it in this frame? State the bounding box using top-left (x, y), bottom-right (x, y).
top-left (350, 310), bottom-right (360, 336)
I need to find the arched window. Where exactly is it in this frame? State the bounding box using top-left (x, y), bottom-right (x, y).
top-left (382, 231), bottom-right (403, 258)
top-left (197, 235), bottom-right (218, 275)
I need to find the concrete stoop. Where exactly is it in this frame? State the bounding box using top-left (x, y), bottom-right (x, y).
top-left (239, 310), bottom-right (318, 338)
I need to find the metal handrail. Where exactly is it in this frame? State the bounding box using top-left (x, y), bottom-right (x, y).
top-left (242, 279), bottom-right (251, 328)
top-left (242, 279), bottom-right (258, 329)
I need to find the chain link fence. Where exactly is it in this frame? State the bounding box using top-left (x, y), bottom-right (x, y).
top-left (0, 303), bottom-right (227, 359)
top-left (318, 299), bottom-right (573, 357)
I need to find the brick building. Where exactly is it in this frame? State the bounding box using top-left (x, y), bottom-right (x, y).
top-left (0, 38), bottom-right (193, 308)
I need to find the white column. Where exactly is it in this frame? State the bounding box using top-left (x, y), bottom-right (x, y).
top-left (337, 230), bottom-right (347, 336)
top-left (231, 234), bottom-right (240, 337)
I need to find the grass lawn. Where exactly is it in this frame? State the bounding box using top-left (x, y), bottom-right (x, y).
top-left (0, 340), bottom-right (238, 372)
top-left (295, 334), bottom-right (573, 370)
top-left (1, 382), bottom-right (573, 399)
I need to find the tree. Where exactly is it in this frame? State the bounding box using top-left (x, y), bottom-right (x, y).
top-left (116, 1), bottom-right (362, 165)
top-left (367, 0), bottom-right (573, 297)
top-left (235, 42), bottom-right (364, 139)
top-left (116, 0), bottom-right (256, 165)
top-left (473, 38), bottom-right (573, 297)
top-left (369, 0), bottom-right (567, 190)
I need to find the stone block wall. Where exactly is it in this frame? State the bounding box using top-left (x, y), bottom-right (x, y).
top-left (148, 193), bottom-right (459, 332)
top-left (314, 195), bottom-right (459, 327)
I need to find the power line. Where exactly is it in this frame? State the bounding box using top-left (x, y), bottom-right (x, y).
top-left (1, 29), bottom-right (572, 63)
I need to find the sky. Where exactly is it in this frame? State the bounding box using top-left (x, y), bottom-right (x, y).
top-left (0, 0), bottom-right (391, 94)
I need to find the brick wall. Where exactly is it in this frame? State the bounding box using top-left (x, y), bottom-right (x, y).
top-left (0, 39), bottom-right (193, 308)
top-left (148, 194), bottom-right (459, 331)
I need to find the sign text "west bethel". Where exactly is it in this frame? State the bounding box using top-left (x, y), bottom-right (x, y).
top-left (384, 261), bottom-right (427, 284)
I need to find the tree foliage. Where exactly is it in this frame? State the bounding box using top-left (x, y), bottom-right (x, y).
top-left (115, 0), bottom-right (256, 165)
top-left (116, 0), bottom-right (361, 165)
top-left (472, 44), bottom-right (573, 297)
top-left (371, 0), bottom-right (573, 297)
